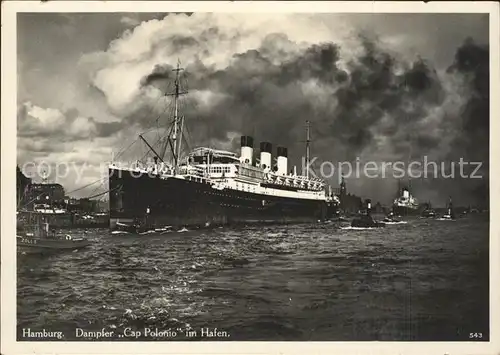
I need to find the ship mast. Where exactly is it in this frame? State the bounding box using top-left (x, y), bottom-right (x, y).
top-left (166, 60), bottom-right (187, 173)
top-left (305, 120), bottom-right (311, 179)
top-left (407, 128), bottom-right (413, 194)
top-left (407, 146), bottom-right (412, 195)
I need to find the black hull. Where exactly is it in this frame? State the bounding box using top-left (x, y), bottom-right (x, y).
top-left (351, 215), bottom-right (385, 228)
top-left (392, 205), bottom-right (421, 216)
top-left (108, 168), bottom-right (337, 230)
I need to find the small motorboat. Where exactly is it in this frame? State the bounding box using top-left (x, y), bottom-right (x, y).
top-left (114, 221), bottom-right (139, 234)
top-left (439, 214), bottom-right (454, 220)
top-left (382, 212), bottom-right (400, 223)
top-left (17, 214), bottom-right (91, 252)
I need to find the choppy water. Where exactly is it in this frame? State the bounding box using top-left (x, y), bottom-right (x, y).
top-left (17, 215), bottom-right (489, 341)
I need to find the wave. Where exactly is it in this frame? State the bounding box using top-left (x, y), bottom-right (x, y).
top-left (111, 230), bottom-right (129, 235)
top-left (340, 226), bottom-right (381, 230)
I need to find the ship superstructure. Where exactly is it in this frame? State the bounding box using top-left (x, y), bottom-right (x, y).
top-left (392, 181), bottom-right (420, 216)
top-left (108, 62), bottom-right (339, 231)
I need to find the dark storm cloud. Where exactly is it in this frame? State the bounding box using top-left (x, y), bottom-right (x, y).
top-left (401, 38), bottom-right (489, 207)
top-left (448, 38), bottom-right (489, 146)
top-left (94, 121), bottom-right (126, 138)
top-left (446, 38), bottom-right (489, 205)
top-left (141, 63), bottom-right (177, 87)
top-left (141, 34), bottom-right (444, 156)
top-left (137, 32), bottom-right (489, 206)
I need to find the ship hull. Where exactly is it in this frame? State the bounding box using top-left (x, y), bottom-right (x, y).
top-left (108, 168), bottom-right (336, 230)
top-left (392, 205), bottom-right (421, 216)
top-left (17, 237), bottom-right (91, 253)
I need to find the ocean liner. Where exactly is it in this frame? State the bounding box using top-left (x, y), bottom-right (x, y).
top-left (108, 63), bottom-right (340, 231)
top-left (392, 181), bottom-right (420, 216)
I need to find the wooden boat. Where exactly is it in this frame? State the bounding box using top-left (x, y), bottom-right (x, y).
top-left (17, 213), bottom-right (91, 252)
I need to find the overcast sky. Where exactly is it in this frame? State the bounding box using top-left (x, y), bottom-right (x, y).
top-left (17, 12), bottom-right (489, 204)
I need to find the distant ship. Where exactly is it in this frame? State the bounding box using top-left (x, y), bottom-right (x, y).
top-left (392, 183), bottom-right (420, 216)
top-left (440, 197), bottom-right (456, 220)
top-left (108, 63), bottom-right (340, 231)
top-left (421, 201), bottom-right (437, 218)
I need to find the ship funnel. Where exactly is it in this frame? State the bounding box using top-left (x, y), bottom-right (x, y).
top-left (240, 136), bottom-right (254, 164)
top-left (260, 142), bottom-right (272, 170)
top-left (276, 146), bottom-right (288, 175)
top-left (402, 187), bottom-right (409, 199)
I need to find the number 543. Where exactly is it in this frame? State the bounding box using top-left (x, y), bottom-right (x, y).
top-left (469, 333), bottom-right (483, 339)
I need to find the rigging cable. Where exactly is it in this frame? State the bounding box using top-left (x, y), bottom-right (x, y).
top-left (113, 108), bottom-right (156, 158)
top-left (113, 136), bottom-right (139, 161)
top-left (159, 92), bottom-right (176, 160)
top-left (139, 94), bottom-right (175, 163)
top-left (113, 90), bottom-right (166, 160)
top-left (86, 176), bottom-right (109, 200)
top-left (85, 186), bottom-right (119, 200)
top-left (180, 91), bottom-right (200, 154)
top-left (64, 176), bottom-right (108, 195)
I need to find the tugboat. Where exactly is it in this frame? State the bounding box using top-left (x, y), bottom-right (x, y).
top-left (17, 212), bottom-right (91, 252)
top-left (382, 211), bottom-right (401, 223)
top-left (351, 199), bottom-right (385, 228)
top-left (421, 202), bottom-right (437, 218)
top-left (440, 197), bottom-right (456, 220)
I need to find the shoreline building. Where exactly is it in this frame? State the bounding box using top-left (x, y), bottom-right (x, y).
top-left (338, 177), bottom-right (363, 215)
